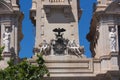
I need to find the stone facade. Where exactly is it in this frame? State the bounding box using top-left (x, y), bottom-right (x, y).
top-left (0, 0), bottom-right (119, 80)
top-left (87, 0), bottom-right (120, 58)
top-left (29, 0), bottom-right (120, 80)
top-left (30, 0), bottom-right (82, 48)
top-left (87, 0), bottom-right (120, 80)
top-left (0, 0), bottom-right (23, 68)
top-left (30, 0), bottom-right (84, 58)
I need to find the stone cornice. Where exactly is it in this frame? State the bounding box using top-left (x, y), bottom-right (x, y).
top-left (0, 0), bottom-right (20, 15)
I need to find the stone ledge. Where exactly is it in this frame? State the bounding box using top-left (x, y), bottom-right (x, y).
top-left (29, 55), bottom-right (94, 76)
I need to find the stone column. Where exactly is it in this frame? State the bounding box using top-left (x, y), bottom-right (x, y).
top-left (14, 22), bottom-right (18, 56)
top-left (11, 24), bottom-right (15, 49)
top-left (1, 24), bottom-right (5, 46)
top-left (35, 0), bottom-right (42, 48)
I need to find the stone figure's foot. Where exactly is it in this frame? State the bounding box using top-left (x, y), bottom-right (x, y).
top-left (81, 54), bottom-right (86, 58)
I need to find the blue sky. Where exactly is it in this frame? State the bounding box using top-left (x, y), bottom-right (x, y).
top-left (19, 0), bottom-right (96, 58)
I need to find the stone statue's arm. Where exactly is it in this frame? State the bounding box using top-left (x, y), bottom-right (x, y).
top-left (3, 33), bottom-right (6, 41)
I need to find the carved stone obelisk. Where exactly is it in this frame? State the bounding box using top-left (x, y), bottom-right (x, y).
top-left (30, 0), bottom-right (83, 57)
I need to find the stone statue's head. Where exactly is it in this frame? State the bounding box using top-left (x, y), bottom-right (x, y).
top-left (5, 28), bottom-right (9, 32)
top-left (111, 28), bottom-right (115, 32)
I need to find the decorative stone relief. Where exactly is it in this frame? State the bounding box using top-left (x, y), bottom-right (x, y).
top-left (37, 28), bottom-right (85, 58)
top-left (39, 40), bottom-right (51, 55)
top-left (67, 40), bottom-right (84, 57)
top-left (51, 28), bottom-right (68, 55)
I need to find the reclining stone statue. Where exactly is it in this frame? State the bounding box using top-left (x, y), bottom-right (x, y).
top-left (39, 40), bottom-right (51, 55)
top-left (67, 40), bottom-right (84, 58)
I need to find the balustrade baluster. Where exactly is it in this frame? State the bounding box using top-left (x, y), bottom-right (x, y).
top-left (49, 0), bottom-right (65, 3)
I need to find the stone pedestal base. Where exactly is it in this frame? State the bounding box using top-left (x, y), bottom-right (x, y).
top-left (43, 55), bottom-right (93, 77)
top-left (29, 55), bottom-right (96, 80)
top-left (3, 52), bottom-right (11, 57)
top-left (28, 54), bottom-right (120, 80)
top-left (2, 52), bottom-right (11, 61)
top-left (0, 52), bottom-right (11, 69)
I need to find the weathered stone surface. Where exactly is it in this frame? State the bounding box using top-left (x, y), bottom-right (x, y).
top-left (29, 0), bottom-right (120, 80)
top-left (0, 0), bottom-right (22, 69)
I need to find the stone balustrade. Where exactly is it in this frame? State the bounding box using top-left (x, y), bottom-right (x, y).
top-left (49, 0), bottom-right (65, 3)
top-left (43, 0), bottom-right (70, 6)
